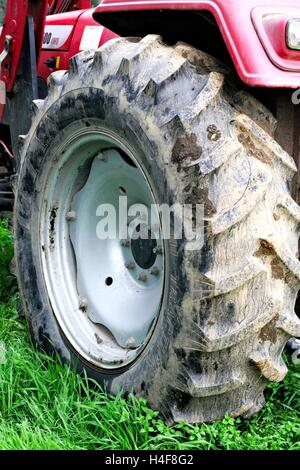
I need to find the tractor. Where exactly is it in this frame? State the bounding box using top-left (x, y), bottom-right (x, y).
top-left (0, 0), bottom-right (300, 424)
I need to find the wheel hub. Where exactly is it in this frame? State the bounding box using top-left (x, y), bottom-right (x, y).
top-left (69, 148), bottom-right (164, 350)
top-left (131, 225), bottom-right (158, 270)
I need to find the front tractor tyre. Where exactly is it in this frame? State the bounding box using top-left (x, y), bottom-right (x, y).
top-left (14, 36), bottom-right (300, 423)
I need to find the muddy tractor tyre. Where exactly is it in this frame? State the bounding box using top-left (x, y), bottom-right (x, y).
top-left (14, 36), bottom-right (300, 423)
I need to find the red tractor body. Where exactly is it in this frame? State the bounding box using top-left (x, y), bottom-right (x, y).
top-left (38, 10), bottom-right (118, 82)
top-left (0, 2), bottom-right (118, 120)
top-left (2, 0), bottom-right (300, 101)
top-left (1, 1), bottom-right (300, 146)
top-left (95, 0), bottom-right (300, 88)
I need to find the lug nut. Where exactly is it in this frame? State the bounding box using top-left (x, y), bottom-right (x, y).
top-left (66, 210), bottom-right (76, 221)
top-left (120, 239), bottom-right (130, 248)
top-left (125, 260), bottom-right (136, 270)
top-left (79, 298), bottom-right (88, 312)
top-left (150, 266), bottom-right (160, 276)
top-left (97, 152), bottom-right (107, 162)
top-left (138, 272), bottom-right (148, 282)
top-left (125, 337), bottom-right (136, 349)
top-left (95, 333), bottom-right (103, 344)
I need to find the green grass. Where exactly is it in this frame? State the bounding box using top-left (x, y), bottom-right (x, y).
top-left (0, 218), bottom-right (299, 450)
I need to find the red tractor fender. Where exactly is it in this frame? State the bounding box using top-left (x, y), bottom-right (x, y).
top-left (94, 0), bottom-right (300, 88)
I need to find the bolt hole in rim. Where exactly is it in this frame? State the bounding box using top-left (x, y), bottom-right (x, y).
top-left (105, 277), bottom-right (113, 286)
top-left (40, 126), bottom-right (166, 369)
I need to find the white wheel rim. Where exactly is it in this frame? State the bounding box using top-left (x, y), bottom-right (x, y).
top-left (40, 128), bottom-right (166, 369)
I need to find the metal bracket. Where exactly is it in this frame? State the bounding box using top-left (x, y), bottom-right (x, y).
top-left (0, 35), bottom-right (12, 77)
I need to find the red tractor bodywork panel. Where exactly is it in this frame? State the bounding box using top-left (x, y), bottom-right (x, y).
top-left (0, 1), bottom-right (118, 121)
top-left (95, 0), bottom-right (300, 88)
top-left (0, 0), bottom-right (48, 120)
top-left (38, 9), bottom-right (119, 81)
top-left (0, 1), bottom-right (48, 93)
